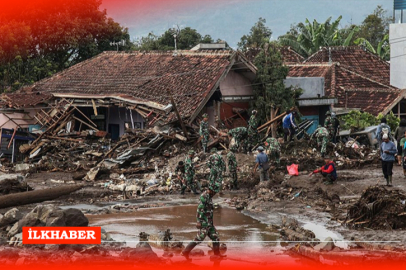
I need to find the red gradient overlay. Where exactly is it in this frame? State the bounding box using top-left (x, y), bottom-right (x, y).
top-left (22, 227), bottom-right (101, 244)
top-left (1, 252), bottom-right (406, 270)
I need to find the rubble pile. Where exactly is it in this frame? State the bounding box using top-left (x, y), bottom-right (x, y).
top-left (346, 186), bottom-right (406, 229)
top-left (281, 138), bottom-right (377, 170)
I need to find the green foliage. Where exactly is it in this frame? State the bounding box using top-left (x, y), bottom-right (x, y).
top-left (251, 42), bottom-right (303, 124)
top-left (354, 34), bottom-right (389, 60)
top-left (341, 111), bottom-right (378, 130)
top-left (377, 111), bottom-right (400, 132)
top-left (0, 0), bottom-right (131, 91)
top-left (341, 110), bottom-right (400, 131)
top-left (135, 27), bottom-right (214, 51)
top-left (357, 6), bottom-right (391, 51)
top-left (238, 18), bottom-right (272, 52)
top-left (278, 16), bottom-right (359, 57)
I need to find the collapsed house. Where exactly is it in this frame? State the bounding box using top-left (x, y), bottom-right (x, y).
top-left (0, 49), bottom-right (257, 162)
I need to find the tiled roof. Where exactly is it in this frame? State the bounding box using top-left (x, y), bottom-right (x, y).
top-left (305, 46), bottom-right (390, 85)
top-left (26, 50), bottom-right (238, 121)
top-left (244, 46), bottom-right (304, 64)
top-left (279, 46), bottom-right (305, 64)
top-left (0, 91), bottom-right (52, 108)
top-left (287, 63), bottom-right (401, 115)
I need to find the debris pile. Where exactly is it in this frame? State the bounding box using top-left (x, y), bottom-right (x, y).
top-left (346, 186), bottom-right (406, 229)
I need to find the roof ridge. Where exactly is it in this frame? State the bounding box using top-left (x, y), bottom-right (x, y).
top-left (338, 65), bottom-right (395, 90)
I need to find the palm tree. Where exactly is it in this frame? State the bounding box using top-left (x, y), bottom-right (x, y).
top-left (354, 34), bottom-right (389, 60)
top-left (279, 16), bottom-right (358, 58)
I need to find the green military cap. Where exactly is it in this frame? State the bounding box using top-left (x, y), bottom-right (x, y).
top-left (208, 183), bottom-right (219, 193)
top-left (188, 150), bottom-right (195, 155)
top-left (210, 147), bottom-right (217, 153)
top-left (202, 113), bottom-right (209, 118)
top-left (326, 111), bottom-right (331, 116)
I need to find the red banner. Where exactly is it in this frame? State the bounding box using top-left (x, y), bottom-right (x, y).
top-left (22, 227), bottom-right (101, 244)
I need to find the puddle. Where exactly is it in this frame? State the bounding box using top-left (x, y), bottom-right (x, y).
top-left (86, 204), bottom-right (306, 265)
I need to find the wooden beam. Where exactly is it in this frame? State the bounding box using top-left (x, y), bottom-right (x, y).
top-left (91, 99), bottom-right (98, 116)
top-left (167, 89), bottom-right (189, 140)
top-left (7, 129), bottom-right (17, 149)
top-left (73, 106), bottom-right (98, 127)
top-left (72, 116), bottom-right (99, 131)
top-left (257, 112), bottom-right (287, 132)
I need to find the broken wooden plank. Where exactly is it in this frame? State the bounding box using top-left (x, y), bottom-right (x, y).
top-left (91, 99), bottom-right (98, 116)
top-left (7, 129), bottom-right (17, 149)
top-left (257, 112), bottom-right (287, 132)
top-left (72, 116), bottom-right (99, 131)
top-left (73, 106), bottom-right (98, 127)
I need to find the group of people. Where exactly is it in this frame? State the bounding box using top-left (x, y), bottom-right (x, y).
top-left (179, 109), bottom-right (339, 260)
top-left (376, 117), bottom-right (406, 187)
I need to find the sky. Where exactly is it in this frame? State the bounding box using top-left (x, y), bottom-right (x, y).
top-left (101, 0), bottom-right (394, 48)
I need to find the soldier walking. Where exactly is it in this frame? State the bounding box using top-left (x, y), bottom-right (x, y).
top-left (207, 148), bottom-right (226, 194)
top-left (185, 150), bottom-right (200, 195)
top-left (227, 145), bottom-right (238, 190)
top-left (199, 114), bottom-right (210, 153)
top-left (181, 185), bottom-right (226, 260)
top-left (247, 110), bottom-right (259, 152)
top-left (311, 126), bottom-right (330, 157)
top-left (265, 137), bottom-right (281, 167)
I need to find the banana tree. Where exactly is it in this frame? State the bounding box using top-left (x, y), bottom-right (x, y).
top-left (354, 34), bottom-right (389, 60)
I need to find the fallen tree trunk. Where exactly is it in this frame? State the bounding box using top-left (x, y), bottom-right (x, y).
top-left (0, 184), bottom-right (85, 209)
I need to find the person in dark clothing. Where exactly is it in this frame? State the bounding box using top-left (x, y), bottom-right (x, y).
top-left (282, 110), bottom-right (297, 142)
top-left (394, 119), bottom-right (406, 165)
top-left (380, 134), bottom-right (397, 186)
top-left (309, 156), bottom-right (337, 185)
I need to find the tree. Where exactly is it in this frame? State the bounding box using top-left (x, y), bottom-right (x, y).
top-left (279, 16), bottom-right (359, 58)
top-left (136, 27), bottom-right (214, 51)
top-left (0, 0), bottom-right (131, 91)
top-left (252, 42), bottom-right (302, 132)
top-left (238, 18), bottom-right (272, 52)
top-left (357, 6), bottom-right (392, 50)
top-left (354, 34), bottom-right (390, 60)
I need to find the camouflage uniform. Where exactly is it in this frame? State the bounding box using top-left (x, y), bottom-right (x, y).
top-left (227, 149), bottom-right (238, 189)
top-left (199, 116), bottom-right (210, 153)
top-left (194, 191), bottom-right (219, 243)
top-left (265, 137), bottom-right (281, 166)
top-left (175, 163), bottom-right (187, 195)
top-left (313, 127), bottom-right (330, 156)
top-left (228, 127), bottom-right (248, 152)
top-left (247, 114), bottom-right (259, 151)
top-left (207, 149), bottom-right (226, 193)
top-left (185, 154), bottom-right (198, 193)
top-left (324, 115), bottom-right (335, 142)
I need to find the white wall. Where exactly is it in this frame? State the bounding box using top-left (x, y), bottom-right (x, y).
top-left (390, 23), bottom-right (406, 89)
top-left (219, 70), bottom-right (253, 97)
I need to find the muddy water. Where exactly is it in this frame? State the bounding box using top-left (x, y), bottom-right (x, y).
top-left (86, 205), bottom-right (306, 266)
top-left (88, 205), bottom-right (277, 247)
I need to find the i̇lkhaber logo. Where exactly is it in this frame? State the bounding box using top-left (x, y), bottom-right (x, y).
top-left (22, 227), bottom-right (101, 244)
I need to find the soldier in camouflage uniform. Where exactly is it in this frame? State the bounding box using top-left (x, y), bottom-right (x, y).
top-left (199, 114), bottom-right (210, 153)
top-left (227, 145), bottom-right (238, 190)
top-left (247, 110), bottom-right (260, 152)
top-left (228, 127), bottom-right (248, 152)
top-left (207, 148), bottom-right (226, 193)
top-left (265, 137), bottom-right (281, 166)
top-left (311, 126), bottom-right (330, 157)
top-left (175, 161), bottom-right (187, 195)
top-left (181, 186), bottom-right (226, 260)
top-left (324, 111), bottom-right (335, 142)
top-left (185, 150), bottom-right (199, 195)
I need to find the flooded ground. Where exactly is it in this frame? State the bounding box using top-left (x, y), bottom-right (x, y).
top-left (86, 204), bottom-right (312, 266)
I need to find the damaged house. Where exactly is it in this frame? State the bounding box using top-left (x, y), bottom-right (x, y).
top-left (0, 48), bottom-right (257, 162)
top-left (286, 46), bottom-right (404, 132)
